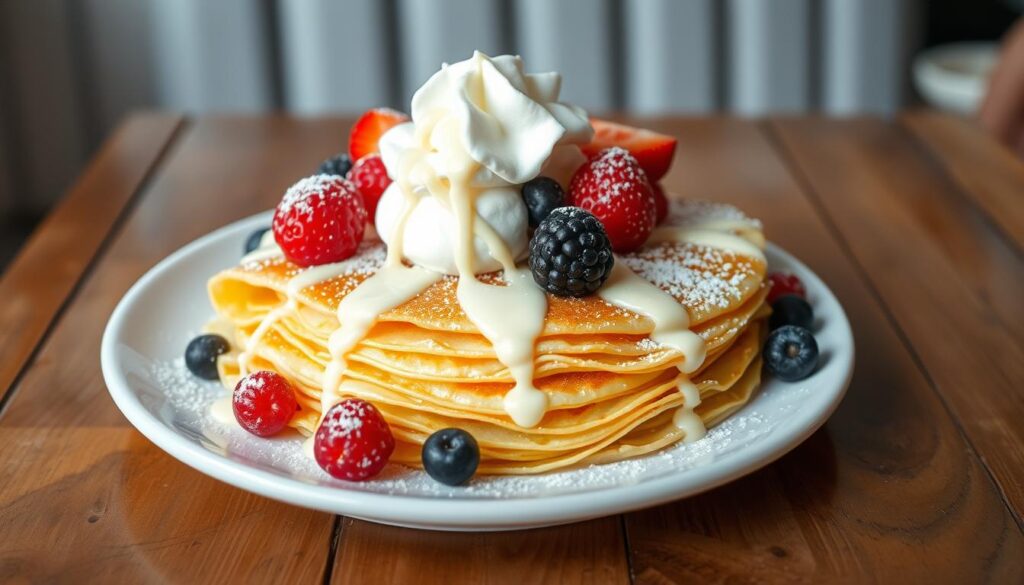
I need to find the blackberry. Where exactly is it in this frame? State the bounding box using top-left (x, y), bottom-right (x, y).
top-left (521, 176), bottom-right (565, 227)
top-left (317, 153), bottom-right (353, 177)
top-left (529, 207), bottom-right (614, 297)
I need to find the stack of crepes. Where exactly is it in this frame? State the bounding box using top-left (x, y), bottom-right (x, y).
top-left (208, 200), bottom-right (769, 475)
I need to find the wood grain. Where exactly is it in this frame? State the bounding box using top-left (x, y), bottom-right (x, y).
top-left (621, 118), bottom-right (1024, 583)
top-left (770, 117), bottom-right (1024, 519)
top-left (3, 115), bottom-right (1023, 583)
top-left (0, 117), bottom-right (354, 583)
top-left (0, 113), bottom-right (182, 407)
top-left (901, 110), bottom-right (1024, 253)
top-left (331, 517), bottom-right (629, 584)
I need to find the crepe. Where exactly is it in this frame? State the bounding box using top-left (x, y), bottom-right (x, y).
top-left (208, 200), bottom-right (769, 474)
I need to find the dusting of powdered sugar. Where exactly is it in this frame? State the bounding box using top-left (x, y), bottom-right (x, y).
top-left (277, 174), bottom-right (353, 217)
top-left (146, 357), bottom-right (811, 499)
top-left (666, 199), bottom-right (763, 231)
top-left (620, 243), bottom-right (754, 314)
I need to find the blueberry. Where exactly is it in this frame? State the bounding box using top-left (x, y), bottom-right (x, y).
top-left (421, 428), bottom-right (480, 486)
top-left (521, 177), bottom-right (566, 228)
top-left (529, 207), bottom-right (614, 297)
top-left (769, 294), bottom-right (813, 331)
top-left (244, 227), bottom-right (270, 254)
top-left (317, 153), bottom-right (353, 177)
top-left (185, 334), bottom-right (230, 380)
top-left (763, 325), bottom-right (818, 382)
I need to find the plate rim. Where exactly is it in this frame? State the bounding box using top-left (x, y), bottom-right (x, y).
top-left (101, 211), bottom-right (854, 531)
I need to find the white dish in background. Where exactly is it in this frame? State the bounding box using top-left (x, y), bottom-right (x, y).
top-left (913, 42), bottom-right (997, 115)
top-left (101, 211), bottom-right (854, 531)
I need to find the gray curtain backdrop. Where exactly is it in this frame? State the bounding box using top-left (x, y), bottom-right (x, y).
top-left (0, 0), bottom-right (917, 215)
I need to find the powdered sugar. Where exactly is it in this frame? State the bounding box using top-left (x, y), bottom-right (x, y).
top-left (147, 357), bottom-right (809, 499)
top-left (276, 174), bottom-right (352, 218)
top-left (666, 198), bottom-right (763, 230)
top-left (621, 242), bottom-right (755, 314)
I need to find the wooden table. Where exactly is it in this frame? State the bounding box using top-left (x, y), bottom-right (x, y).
top-left (0, 113), bottom-right (1022, 583)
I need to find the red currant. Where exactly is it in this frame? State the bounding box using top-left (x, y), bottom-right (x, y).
top-left (232, 371), bottom-right (298, 437)
top-left (314, 399), bottom-right (395, 481)
top-left (766, 272), bottom-right (807, 304)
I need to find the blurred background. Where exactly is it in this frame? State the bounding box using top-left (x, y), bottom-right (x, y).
top-left (0, 0), bottom-right (1019, 267)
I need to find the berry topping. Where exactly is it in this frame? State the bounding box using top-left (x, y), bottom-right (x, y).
top-left (569, 147), bottom-right (656, 253)
top-left (317, 153), bottom-right (353, 177)
top-left (652, 183), bottom-right (669, 225)
top-left (232, 371), bottom-right (298, 437)
top-left (243, 227), bottom-right (270, 255)
top-left (421, 428), bottom-right (480, 486)
top-left (185, 334), bottom-right (230, 380)
top-left (769, 295), bottom-right (814, 331)
top-left (348, 154), bottom-right (391, 222)
top-left (272, 175), bottom-right (367, 267)
top-left (581, 119), bottom-right (677, 181)
top-left (763, 325), bottom-right (819, 382)
top-left (529, 207), bottom-right (614, 297)
top-left (766, 272), bottom-right (807, 304)
top-left (349, 108), bottom-right (410, 161)
top-left (521, 176), bottom-right (566, 228)
top-left (314, 398), bottom-right (395, 481)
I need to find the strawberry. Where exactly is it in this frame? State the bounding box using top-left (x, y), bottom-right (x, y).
top-left (568, 147), bottom-right (656, 253)
top-left (349, 108), bottom-right (409, 161)
top-left (652, 182), bottom-right (669, 225)
top-left (348, 154), bottom-right (391, 222)
top-left (272, 175), bottom-right (366, 267)
top-left (581, 119), bottom-right (677, 181)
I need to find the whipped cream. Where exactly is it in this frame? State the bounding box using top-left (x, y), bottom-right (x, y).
top-left (376, 51), bottom-right (593, 274)
top-left (375, 181), bottom-right (529, 274)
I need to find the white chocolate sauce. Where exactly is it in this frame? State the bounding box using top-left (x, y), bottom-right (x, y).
top-left (210, 395), bottom-right (236, 425)
top-left (598, 262), bottom-right (709, 441)
top-left (648, 226), bottom-right (765, 264)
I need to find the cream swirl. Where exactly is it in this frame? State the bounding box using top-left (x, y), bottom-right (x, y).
top-left (376, 51), bottom-right (592, 274)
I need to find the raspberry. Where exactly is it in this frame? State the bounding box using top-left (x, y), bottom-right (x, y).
top-left (766, 272), bottom-right (807, 304)
top-left (529, 207), bottom-right (614, 297)
top-left (569, 147), bottom-right (656, 253)
top-left (348, 154), bottom-right (391, 222)
top-left (272, 175), bottom-right (366, 267)
top-left (232, 371), bottom-right (298, 437)
top-left (314, 399), bottom-right (395, 481)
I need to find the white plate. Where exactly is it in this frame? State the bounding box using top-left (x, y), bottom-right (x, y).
top-left (102, 211), bottom-right (853, 531)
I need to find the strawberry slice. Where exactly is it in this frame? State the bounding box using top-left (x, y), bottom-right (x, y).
top-left (581, 119), bottom-right (677, 181)
top-left (348, 108), bottom-right (409, 161)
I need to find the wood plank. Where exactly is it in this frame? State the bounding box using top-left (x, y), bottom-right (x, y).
top-left (770, 117), bottom-right (1024, 516)
top-left (623, 118), bottom-right (1024, 582)
top-left (0, 117), bottom-right (354, 582)
top-left (0, 113), bottom-right (182, 406)
top-left (331, 517), bottom-right (630, 584)
top-left (901, 110), bottom-right (1024, 253)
